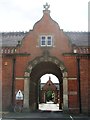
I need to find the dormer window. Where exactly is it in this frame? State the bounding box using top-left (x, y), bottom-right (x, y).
top-left (40, 35), bottom-right (52, 47)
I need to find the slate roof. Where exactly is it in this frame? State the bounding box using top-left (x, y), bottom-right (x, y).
top-left (0, 31), bottom-right (90, 47)
top-left (65, 32), bottom-right (89, 46)
top-left (1, 32), bottom-right (27, 47)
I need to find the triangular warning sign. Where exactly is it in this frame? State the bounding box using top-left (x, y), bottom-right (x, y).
top-left (16, 90), bottom-right (23, 100)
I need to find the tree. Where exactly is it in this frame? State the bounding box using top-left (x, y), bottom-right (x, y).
top-left (46, 90), bottom-right (52, 101)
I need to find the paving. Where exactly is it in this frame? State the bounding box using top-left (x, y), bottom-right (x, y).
top-left (39, 101), bottom-right (61, 111)
top-left (1, 102), bottom-right (90, 120)
top-left (1, 111), bottom-right (90, 120)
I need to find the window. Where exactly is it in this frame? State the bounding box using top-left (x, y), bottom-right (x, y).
top-left (40, 35), bottom-right (52, 47)
top-left (41, 36), bottom-right (46, 46)
top-left (47, 36), bottom-right (52, 46)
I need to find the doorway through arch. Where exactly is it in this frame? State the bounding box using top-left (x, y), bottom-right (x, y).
top-left (23, 58), bottom-right (68, 112)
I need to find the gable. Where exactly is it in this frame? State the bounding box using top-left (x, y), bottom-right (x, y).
top-left (42, 79), bottom-right (57, 91)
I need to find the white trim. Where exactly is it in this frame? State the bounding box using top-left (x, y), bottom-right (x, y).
top-left (40, 35), bottom-right (53, 47)
top-left (40, 35), bottom-right (46, 47)
top-left (69, 91), bottom-right (77, 95)
top-left (7, 49), bottom-right (10, 53)
top-left (73, 49), bottom-right (77, 53)
top-left (1, 49), bottom-right (3, 53)
top-left (68, 78), bottom-right (77, 80)
top-left (46, 35), bottom-right (52, 47)
top-left (15, 77), bottom-right (24, 80)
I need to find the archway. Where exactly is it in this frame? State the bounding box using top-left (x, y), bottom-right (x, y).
top-left (29, 62), bottom-right (63, 111)
top-left (39, 74), bottom-right (60, 111)
top-left (23, 56), bottom-right (68, 112)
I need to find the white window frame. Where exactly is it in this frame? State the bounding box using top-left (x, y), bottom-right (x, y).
top-left (40, 36), bottom-right (46, 47)
top-left (47, 36), bottom-right (52, 47)
top-left (40, 35), bottom-right (52, 47)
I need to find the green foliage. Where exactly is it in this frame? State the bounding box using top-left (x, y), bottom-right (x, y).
top-left (46, 90), bottom-right (52, 101)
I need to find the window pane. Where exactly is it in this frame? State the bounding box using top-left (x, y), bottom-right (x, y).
top-left (42, 40), bottom-right (46, 45)
top-left (48, 36), bottom-right (51, 40)
top-left (47, 36), bottom-right (52, 46)
top-left (41, 36), bottom-right (46, 46)
top-left (47, 40), bottom-right (51, 45)
top-left (42, 36), bottom-right (45, 39)
top-left (40, 35), bottom-right (52, 47)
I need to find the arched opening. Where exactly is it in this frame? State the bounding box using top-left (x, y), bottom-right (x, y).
top-left (39, 74), bottom-right (60, 111)
top-left (29, 62), bottom-right (63, 111)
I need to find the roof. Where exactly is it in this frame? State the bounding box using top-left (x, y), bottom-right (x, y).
top-left (65, 32), bottom-right (89, 46)
top-left (1, 32), bottom-right (27, 47)
top-left (41, 82), bottom-right (59, 90)
top-left (1, 31), bottom-right (89, 47)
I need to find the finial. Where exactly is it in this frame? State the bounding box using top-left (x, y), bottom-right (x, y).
top-left (43, 2), bottom-right (50, 10)
top-left (49, 76), bottom-right (51, 80)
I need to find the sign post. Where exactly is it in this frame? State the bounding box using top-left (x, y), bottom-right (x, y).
top-left (14, 90), bottom-right (23, 112)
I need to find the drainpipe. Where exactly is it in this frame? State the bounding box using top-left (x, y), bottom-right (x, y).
top-left (77, 56), bottom-right (82, 113)
top-left (11, 41), bottom-right (20, 109)
top-left (11, 57), bottom-right (16, 110)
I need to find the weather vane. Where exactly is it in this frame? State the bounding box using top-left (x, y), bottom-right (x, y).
top-left (43, 2), bottom-right (50, 10)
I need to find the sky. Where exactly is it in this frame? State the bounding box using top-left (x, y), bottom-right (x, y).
top-left (0, 0), bottom-right (89, 83)
top-left (0, 0), bottom-right (89, 32)
top-left (41, 74), bottom-right (59, 83)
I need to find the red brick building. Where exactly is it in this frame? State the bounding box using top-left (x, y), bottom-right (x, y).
top-left (40, 76), bottom-right (59, 103)
top-left (1, 3), bottom-right (90, 114)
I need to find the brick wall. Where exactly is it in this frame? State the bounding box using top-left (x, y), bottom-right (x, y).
top-left (2, 8), bottom-right (89, 114)
top-left (89, 58), bottom-right (90, 115)
top-left (63, 55), bottom-right (89, 113)
top-left (80, 57), bottom-right (88, 113)
top-left (2, 56), bottom-right (13, 111)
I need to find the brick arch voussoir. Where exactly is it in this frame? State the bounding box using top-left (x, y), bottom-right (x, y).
top-left (24, 56), bottom-right (67, 78)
